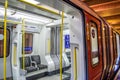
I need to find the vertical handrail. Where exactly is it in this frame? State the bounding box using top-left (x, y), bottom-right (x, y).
top-left (22, 19), bottom-right (25, 70)
top-left (60, 11), bottom-right (64, 80)
top-left (74, 48), bottom-right (77, 80)
top-left (13, 44), bottom-right (17, 66)
top-left (3, 0), bottom-right (8, 80)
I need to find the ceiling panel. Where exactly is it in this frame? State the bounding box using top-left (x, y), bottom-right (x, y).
top-left (97, 7), bottom-right (120, 17)
top-left (90, 0), bottom-right (120, 12)
top-left (83, 0), bottom-right (120, 29)
top-left (84, 0), bottom-right (118, 6)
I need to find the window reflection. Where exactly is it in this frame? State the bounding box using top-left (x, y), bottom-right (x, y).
top-left (90, 21), bottom-right (99, 66)
top-left (24, 33), bottom-right (33, 54)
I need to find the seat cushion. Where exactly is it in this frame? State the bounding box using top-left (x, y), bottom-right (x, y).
top-left (38, 64), bottom-right (47, 70)
top-left (19, 56), bottom-right (31, 68)
top-left (26, 66), bottom-right (37, 73)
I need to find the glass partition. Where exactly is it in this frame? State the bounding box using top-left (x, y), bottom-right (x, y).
top-left (90, 21), bottom-right (99, 66)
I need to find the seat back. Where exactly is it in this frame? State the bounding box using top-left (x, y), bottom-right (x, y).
top-left (20, 56), bottom-right (31, 68)
top-left (31, 55), bottom-right (41, 65)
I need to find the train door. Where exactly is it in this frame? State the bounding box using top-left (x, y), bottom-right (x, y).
top-left (0, 27), bottom-right (12, 80)
top-left (116, 34), bottom-right (120, 65)
top-left (100, 22), bottom-right (112, 80)
top-left (101, 23), bottom-right (108, 80)
top-left (112, 32), bottom-right (118, 65)
top-left (109, 31), bottom-right (119, 79)
top-left (85, 13), bottom-right (103, 80)
top-left (103, 24), bottom-right (111, 79)
top-left (106, 27), bottom-right (114, 79)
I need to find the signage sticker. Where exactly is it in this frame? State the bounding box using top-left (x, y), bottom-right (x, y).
top-left (65, 35), bottom-right (70, 48)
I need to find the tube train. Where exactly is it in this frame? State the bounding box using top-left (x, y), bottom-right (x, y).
top-left (0, 0), bottom-right (119, 80)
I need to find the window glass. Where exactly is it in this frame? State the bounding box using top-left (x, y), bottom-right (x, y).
top-left (24, 33), bottom-right (33, 54)
top-left (90, 21), bottom-right (99, 66)
top-left (0, 29), bottom-right (10, 58)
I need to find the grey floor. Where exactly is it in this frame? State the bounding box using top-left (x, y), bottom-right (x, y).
top-left (37, 68), bottom-right (71, 80)
top-left (37, 74), bottom-right (68, 80)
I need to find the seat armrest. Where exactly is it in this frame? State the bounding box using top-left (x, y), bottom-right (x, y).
top-left (31, 61), bottom-right (37, 67)
top-left (20, 69), bottom-right (27, 76)
top-left (40, 64), bottom-right (48, 68)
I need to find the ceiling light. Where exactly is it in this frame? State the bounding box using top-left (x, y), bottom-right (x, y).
top-left (39, 4), bottom-right (59, 13)
top-left (25, 0), bottom-right (40, 4)
top-left (0, 6), bottom-right (53, 24)
top-left (17, 11), bottom-right (52, 23)
top-left (25, 19), bottom-right (43, 24)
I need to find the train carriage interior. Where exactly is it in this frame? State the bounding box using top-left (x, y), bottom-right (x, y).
top-left (0, 0), bottom-right (86, 80)
top-left (0, 0), bottom-right (120, 80)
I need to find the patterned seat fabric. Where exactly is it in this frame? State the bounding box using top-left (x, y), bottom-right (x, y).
top-left (19, 56), bottom-right (37, 73)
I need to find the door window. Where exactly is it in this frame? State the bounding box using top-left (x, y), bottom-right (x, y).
top-left (90, 21), bottom-right (99, 66)
top-left (24, 33), bottom-right (33, 54)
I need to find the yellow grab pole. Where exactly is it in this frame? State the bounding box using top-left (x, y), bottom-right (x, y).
top-left (13, 44), bottom-right (17, 66)
top-left (3, 0), bottom-right (8, 80)
top-left (18, 0), bottom-right (60, 15)
top-left (22, 19), bottom-right (25, 70)
top-left (60, 11), bottom-right (64, 80)
top-left (6, 20), bottom-right (22, 24)
top-left (0, 19), bottom-right (22, 24)
top-left (74, 48), bottom-right (77, 80)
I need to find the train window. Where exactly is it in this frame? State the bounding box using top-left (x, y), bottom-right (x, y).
top-left (0, 29), bottom-right (10, 58)
top-left (90, 21), bottom-right (99, 66)
top-left (24, 33), bottom-right (33, 54)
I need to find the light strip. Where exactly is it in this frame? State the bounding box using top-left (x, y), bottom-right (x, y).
top-left (25, 19), bottom-right (44, 24)
top-left (17, 12), bottom-right (52, 23)
top-left (0, 6), bottom-right (53, 24)
top-left (19, 0), bottom-right (60, 15)
top-left (24, 0), bottom-right (40, 4)
top-left (39, 4), bottom-right (59, 14)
